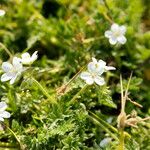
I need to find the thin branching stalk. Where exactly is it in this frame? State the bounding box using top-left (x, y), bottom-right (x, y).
top-left (0, 42), bottom-right (13, 58)
top-left (89, 111), bottom-right (131, 138)
top-left (2, 123), bottom-right (22, 149)
top-left (89, 115), bottom-right (119, 141)
top-left (68, 84), bottom-right (88, 105)
top-left (118, 73), bottom-right (132, 150)
top-left (32, 77), bottom-right (57, 104)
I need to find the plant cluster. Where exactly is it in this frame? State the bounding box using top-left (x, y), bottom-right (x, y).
top-left (0, 0), bottom-right (150, 150)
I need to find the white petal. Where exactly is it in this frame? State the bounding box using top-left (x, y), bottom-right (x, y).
top-left (85, 77), bottom-right (94, 85)
top-left (100, 138), bottom-right (112, 147)
top-left (120, 25), bottom-right (126, 34)
top-left (94, 76), bottom-right (105, 86)
top-left (1, 73), bottom-right (13, 82)
top-left (111, 23), bottom-right (119, 32)
top-left (10, 74), bottom-right (18, 84)
top-left (104, 30), bottom-right (112, 38)
top-left (105, 66), bottom-right (116, 71)
top-left (92, 57), bottom-right (97, 63)
top-left (80, 72), bottom-right (91, 80)
top-left (109, 37), bottom-right (117, 45)
top-left (31, 51), bottom-right (38, 62)
top-left (0, 111), bottom-right (10, 118)
top-left (13, 57), bottom-right (22, 66)
top-left (13, 57), bottom-right (23, 72)
top-left (117, 36), bottom-right (127, 44)
top-left (0, 102), bottom-right (7, 111)
top-left (0, 10), bottom-right (5, 16)
top-left (98, 60), bottom-right (106, 67)
top-left (88, 62), bottom-right (97, 73)
top-left (21, 52), bottom-right (30, 59)
top-left (0, 117), bottom-right (4, 121)
top-left (2, 62), bottom-right (13, 72)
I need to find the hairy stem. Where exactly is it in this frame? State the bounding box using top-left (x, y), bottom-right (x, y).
top-left (32, 78), bottom-right (57, 104)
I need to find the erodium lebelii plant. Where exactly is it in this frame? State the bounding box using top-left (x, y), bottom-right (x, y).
top-left (80, 57), bottom-right (116, 85)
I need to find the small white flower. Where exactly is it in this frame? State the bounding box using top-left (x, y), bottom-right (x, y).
top-left (21, 51), bottom-right (38, 65)
top-left (100, 137), bottom-right (112, 148)
top-left (80, 71), bottom-right (105, 85)
top-left (89, 58), bottom-right (116, 73)
top-left (0, 102), bottom-right (10, 122)
top-left (0, 9), bottom-right (5, 17)
top-left (1, 57), bottom-right (23, 84)
top-left (80, 58), bottom-right (115, 85)
top-left (105, 23), bottom-right (127, 45)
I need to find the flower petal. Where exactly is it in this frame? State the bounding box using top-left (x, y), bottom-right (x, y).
top-left (117, 36), bottom-right (127, 44)
top-left (109, 37), bottom-right (117, 45)
top-left (2, 62), bottom-right (13, 72)
top-left (0, 111), bottom-right (10, 118)
top-left (104, 30), bottom-right (112, 38)
top-left (120, 25), bottom-right (126, 34)
top-left (111, 23), bottom-right (119, 32)
top-left (13, 57), bottom-right (23, 72)
top-left (105, 66), bottom-right (116, 71)
top-left (100, 138), bottom-right (112, 148)
top-left (10, 74), bottom-right (18, 84)
top-left (85, 77), bottom-right (94, 85)
top-left (0, 9), bottom-right (5, 16)
top-left (88, 62), bottom-right (97, 73)
top-left (80, 72), bottom-right (91, 80)
top-left (1, 73), bottom-right (13, 82)
top-left (0, 117), bottom-right (4, 121)
top-left (94, 76), bottom-right (105, 85)
top-left (0, 102), bottom-right (7, 111)
top-left (31, 51), bottom-right (38, 62)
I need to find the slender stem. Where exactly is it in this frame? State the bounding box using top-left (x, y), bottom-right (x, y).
top-left (32, 78), bottom-right (57, 104)
top-left (89, 111), bottom-right (131, 138)
top-left (89, 115), bottom-right (119, 141)
top-left (123, 72), bottom-right (132, 109)
top-left (103, 13), bottom-right (113, 24)
top-left (118, 129), bottom-right (124, 150)
top-left (0, 42), bottom-right (13, 58)
top-left (120, 75), bottom-right (124, 114)
top-left (68, 84), bottom-right (88, 105)
top-left (2, 123), bottom-right (21, 149)
top-left (57, 66), bottom-right (86, 94)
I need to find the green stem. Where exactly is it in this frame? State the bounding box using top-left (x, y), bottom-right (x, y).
top-left (32, 78), bottom-right (57, 104)
top-left (2, 123), bottom-right (21, 149)
top-left (118, 129), bottom-right (124, 150)
top-left (89, 115), bottom-right (119, 141)
top-left (68, 84), bottom-right (88, 105)
top-left (0, 42), bottom-right (13, 58)
top-left (89, 111), bottom-right (131, 138)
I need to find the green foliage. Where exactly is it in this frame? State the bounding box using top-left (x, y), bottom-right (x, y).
top-left (0, 0), bottom-right (149, 149)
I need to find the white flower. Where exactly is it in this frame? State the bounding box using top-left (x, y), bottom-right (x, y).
top-left (100, 137), bottom-right (112, 148)
top-left (0, 102), bottom-right (10, 122)
top-left (105, 23), bottom-right (127, 45)
top-left (0, 9), bottom-right (5, 17)
top-left (80, 58), bottom-right (115, 85)
top-left (1, 57), bottom-right (23, 84)
top-left (21, 51), bottom-right (38, 65)
top-left (89, 58), bottom-right (116, 73)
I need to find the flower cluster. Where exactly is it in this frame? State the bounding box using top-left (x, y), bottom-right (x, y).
top-left (105, 23), bottom-right (127, 45)
top-left (80, 58), bottom-right (115, 85)
top-left (0, 102), bottom-right (10, 122)
top-left (1, 51), bottom-right (38, 84)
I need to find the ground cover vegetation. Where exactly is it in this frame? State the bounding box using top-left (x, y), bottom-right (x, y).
top-left (0, 0), bottom-right (150, 149)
